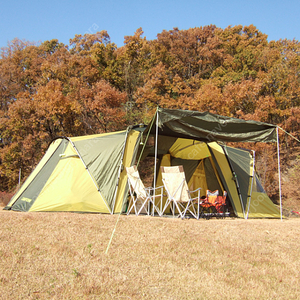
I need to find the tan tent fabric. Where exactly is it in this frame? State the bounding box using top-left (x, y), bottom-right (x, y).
top-left (113, 130), bottom-right (141, 213)
top-left (247, 174), bottom-right (281, 218)
top-left (29, 142), bottom-right (111, 212)
top-left (187, 160), bottom-right (208, 197)
top-left (169, 139), bottom-right (211, 160)
top-left (200, 143), bottom-right (244, 218)
top-left (248, 192), bottom-right (281, 218)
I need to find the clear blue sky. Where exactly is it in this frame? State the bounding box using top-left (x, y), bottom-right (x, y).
top-left (0, 0), bottom-right (299, 49)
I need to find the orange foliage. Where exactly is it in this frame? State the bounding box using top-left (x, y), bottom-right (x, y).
top-left (1, 25), bottom-right (300, 198)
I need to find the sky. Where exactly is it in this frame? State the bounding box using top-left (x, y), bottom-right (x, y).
top-left (0, 0), bottom-right (299, 49)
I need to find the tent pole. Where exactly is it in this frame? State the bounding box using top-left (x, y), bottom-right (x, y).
top-left (276, 127), bottom-right (283, 221)
top-left (153, 109), bottom-right (159, 216)
top-left (246, 150), bottom-right (255, 219)
top-left (18, 168), bottom-right (21, 188)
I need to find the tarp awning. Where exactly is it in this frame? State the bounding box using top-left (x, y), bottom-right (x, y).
top-left (146, 108), bottom-right (277, 143)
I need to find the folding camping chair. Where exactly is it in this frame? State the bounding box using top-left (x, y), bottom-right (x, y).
top-left (160, 166), bottom-right (201, 219)
top-left (200, 190), bottom-right (228, 219)
top-left (126, 166), bottom-right (163, 216)
top-left (200, 190), bottom-right (219, 219)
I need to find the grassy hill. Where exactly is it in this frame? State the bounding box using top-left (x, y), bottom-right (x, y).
top-left (0, 210), bottom-right (299, 299)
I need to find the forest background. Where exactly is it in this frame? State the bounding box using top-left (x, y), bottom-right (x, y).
top-left (1, 25), bottom-right (300, 212)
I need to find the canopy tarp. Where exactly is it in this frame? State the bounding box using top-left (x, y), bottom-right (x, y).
top-left (146, 108), bottom-right (277, 143)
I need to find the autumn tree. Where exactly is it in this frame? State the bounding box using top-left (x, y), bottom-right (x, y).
top-left (1, 25), bottom-right (300, 199)
top-left (0, 33), bottom-right (128, 190)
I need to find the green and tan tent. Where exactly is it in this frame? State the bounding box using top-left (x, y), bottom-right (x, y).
top-left (5, 128), bottom-right (142, 213)
top-left (152, 138), bottom-right (280, 218)
top-left (5, 107), bottom-right (282, 218)
top-left (143, 108), bottom-right (282, 219)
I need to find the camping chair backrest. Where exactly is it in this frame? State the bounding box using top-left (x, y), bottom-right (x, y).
top-left (126, 166), bottom-right (147, 199)
top-left (161, 166), bottom-right (190, 202)
top-left (207, 190), bottom-right (219, 205)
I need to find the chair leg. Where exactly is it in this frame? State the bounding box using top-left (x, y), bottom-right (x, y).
top-left (126, 198), bottom-right (136, 215)
top-left (161, 199), bottom-right (172, 217)
top-left (183, 201), bottom-right (197, 219)
top-left (150, 199), bottom-right (162, 216)
top-left (137, 199), bottom-right (149, 216)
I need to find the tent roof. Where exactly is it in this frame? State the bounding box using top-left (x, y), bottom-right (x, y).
top-left (145, 108), bottom-right (277, 143)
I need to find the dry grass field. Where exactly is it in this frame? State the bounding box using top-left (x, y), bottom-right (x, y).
top-left (0, 210), bottom-right (299, 300)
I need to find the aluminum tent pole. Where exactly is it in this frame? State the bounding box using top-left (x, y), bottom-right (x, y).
top-left (153, 109), bottom-right (159, 216)
top-left (276, 127), bottom-right (283, 221)
top-left (18, 168), bottom-right (21, 188)
top-left (246, 150), bottom-right (255, 219)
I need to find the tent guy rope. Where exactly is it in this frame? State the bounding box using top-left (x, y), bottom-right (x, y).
top-left (278, 126), bottom-right (300, 144)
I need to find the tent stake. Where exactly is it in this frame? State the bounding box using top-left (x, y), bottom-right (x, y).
top-left (276, 127), bottom-right (283, 221)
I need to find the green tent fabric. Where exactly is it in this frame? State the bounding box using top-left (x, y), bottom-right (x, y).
top-left (72, 132), bottom-right (128, 209)
top-left (146, 107), bottom-right (277, 143)
top-left (224, 145), bottom-right (253, 213)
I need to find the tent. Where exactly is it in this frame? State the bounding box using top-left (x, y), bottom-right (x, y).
top-left (151, 138), bottom-right (280, 218)
top-left (5, 127), bottom-right (142, 213)
top-left (5, 107), bottom-right (282, 218)
top-left (141, 108), bottom-right (282, 219)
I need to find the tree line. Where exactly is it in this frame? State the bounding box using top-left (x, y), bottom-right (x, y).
top-left (1, 24), bottom-right (300, 192)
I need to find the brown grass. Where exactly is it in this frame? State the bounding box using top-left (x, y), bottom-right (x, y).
top-left (0, 211), bottom-right (300, 299)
